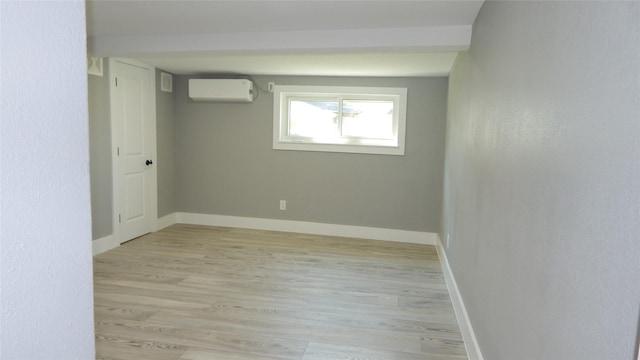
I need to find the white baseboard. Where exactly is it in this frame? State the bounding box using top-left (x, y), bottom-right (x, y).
top-left (95, 211), bottom-right (436, 253)
top-left (156, 212), bottom-right (178, 231)
top-left (92, 234), bottom-right (119, 256)
top-left (176, 212), bottom-right (437, 245)
top-left (95, 211), bottom-right (435, 253)
top-left (436, 236), bottom-right (483, 360)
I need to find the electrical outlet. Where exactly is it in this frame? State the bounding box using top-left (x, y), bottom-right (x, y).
top-left (279, 200), bottom-right (286, 211)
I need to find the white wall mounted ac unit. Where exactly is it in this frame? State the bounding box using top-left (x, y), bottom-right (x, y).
top-left (188, 79), bottom-right (254, 103)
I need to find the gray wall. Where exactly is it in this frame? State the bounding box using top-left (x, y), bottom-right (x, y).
top-left (156, 69), bottom-right (177, 217)
top-left (443, 2), bottom-right (640, 359)
top-left (175, 75), bottom-right (446, 232)
top-left (88, 61), bottom-right (112, 239)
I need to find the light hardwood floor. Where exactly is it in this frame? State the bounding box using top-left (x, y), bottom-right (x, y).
top-left (93, 224), bottom-right (467, 360)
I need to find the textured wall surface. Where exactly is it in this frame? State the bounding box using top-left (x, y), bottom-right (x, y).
top-left (443, 2), bottom-right (640, 359)
top-left (175, 75), bottom-right (446, 232)
top-left (88, 60), bottom-right (112, 239)
top-left (0, 1), bottom-right (95, 358)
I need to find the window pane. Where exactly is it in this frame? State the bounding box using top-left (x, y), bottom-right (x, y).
top-left (274, 85), bottom-right (406, 155)
top-left (288, 100), bottom-right (339, 138)
top-left (341, 100), bottom-right (394, 139)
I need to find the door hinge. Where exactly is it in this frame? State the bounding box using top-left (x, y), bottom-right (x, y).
top-left (117, 147), bottom-right (120, 156)
top-left (115, 77), bottom-right (118, 87)
top-left (118, 214), bottom-right (121, 223)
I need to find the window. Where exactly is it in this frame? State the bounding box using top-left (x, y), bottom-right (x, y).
top-left (273, 85), bottom-right (407, 155)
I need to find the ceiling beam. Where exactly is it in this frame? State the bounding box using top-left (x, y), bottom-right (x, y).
top-left (88, 25), bottom-right (472, 57)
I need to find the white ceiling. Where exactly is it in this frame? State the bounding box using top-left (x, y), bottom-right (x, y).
top-left (86, 0), bottom-right (484, 77)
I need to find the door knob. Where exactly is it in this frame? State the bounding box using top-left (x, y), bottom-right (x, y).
top-left (145, 160), bottom-right (153, 166)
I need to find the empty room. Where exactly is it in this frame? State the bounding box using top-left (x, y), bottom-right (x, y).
top-left (1, 1), bottom-right (638, 360)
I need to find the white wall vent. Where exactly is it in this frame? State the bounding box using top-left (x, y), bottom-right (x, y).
top-left (188, 79), bottom-right (254, 103)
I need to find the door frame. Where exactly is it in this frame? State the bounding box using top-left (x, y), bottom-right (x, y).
top-left (109, 57), bottom-right (158, 244)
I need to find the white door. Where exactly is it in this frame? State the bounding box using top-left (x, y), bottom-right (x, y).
top-left (110, 58), bottom-right (157, 243)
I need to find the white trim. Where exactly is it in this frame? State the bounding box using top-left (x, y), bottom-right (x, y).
top-left (273, 85), bottom-right (407, 156)
top-left (436, 236), bottom-right (484, 360)
top-left (176, 212), bottom-right (436, 245)
top-left (92, 234), bottom-right (119, 256)
top-left (156, 213), bottom-right (178, 231)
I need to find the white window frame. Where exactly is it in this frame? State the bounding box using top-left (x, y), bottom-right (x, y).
top-left (273, 85), bottom-right (407, 156)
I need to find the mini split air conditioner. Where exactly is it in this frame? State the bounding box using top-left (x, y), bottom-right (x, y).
top-left (188, 79), bottom-right (254, 103)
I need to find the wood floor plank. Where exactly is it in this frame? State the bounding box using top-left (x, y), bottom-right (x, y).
top-left (94, 224), bottom-right (467, 360)
top-left (421, 335), bottom-right (468, 356)
top-left (301, 342), bottom-right (467, 360)
top-left (146, 309), bottom-right (423, 353)
top-left (95, 333), bottom-right (187, 360)
top-left (180, 347), bottom-right (291, 360)
top-left (202, 300), bottom-right (460, 333)
top-left (94, 304), bottom-right (160, 322)
top-left (96, 318), bottom-right (307, 359)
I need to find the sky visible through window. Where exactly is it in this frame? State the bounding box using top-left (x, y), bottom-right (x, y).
top-left (289, 99), bottom-right (394, 140)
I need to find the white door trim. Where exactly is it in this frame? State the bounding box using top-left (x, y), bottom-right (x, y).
top-left (109, 57), bottom-right (157, 244)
